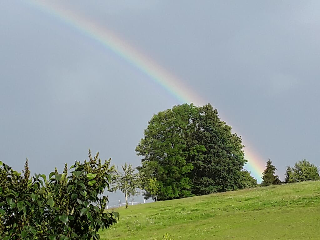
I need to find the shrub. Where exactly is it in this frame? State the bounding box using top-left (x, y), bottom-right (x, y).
top-left (0, 150), bottom-right (118, 239)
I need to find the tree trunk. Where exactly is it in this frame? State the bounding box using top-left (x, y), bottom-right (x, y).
top-left (125, 190), bottom-right (128, 209)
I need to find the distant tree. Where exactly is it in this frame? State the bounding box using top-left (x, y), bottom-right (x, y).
top-left (238, 170), bottom-right (258, 189)
top-left (285, 166), bottom-right (295, 183)
top-left (261, 159), bottom-right (281, 186)
top-left (140, 177), bottom-right (160, 201)
top-left (113, 163), bottom-right (140, 208)
top-left (285, 159), bottom-right (319, 183)
top-left (136, 103), bottom-right (247, 200)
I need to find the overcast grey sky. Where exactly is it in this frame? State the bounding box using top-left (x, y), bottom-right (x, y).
top-left (1, 0), bottom-right (320, 203)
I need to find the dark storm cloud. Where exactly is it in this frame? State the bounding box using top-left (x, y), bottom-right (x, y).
top-left (1, 1), bottom-right (320, 202)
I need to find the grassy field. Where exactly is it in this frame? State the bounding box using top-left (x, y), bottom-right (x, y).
top-left (100, 181), bottom-right (320, 239)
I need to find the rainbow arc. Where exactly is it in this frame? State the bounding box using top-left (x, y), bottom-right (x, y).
top-left (28, 0), bottom-right (264, 181)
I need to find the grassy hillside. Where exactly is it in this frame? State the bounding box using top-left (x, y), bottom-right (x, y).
top-left (100, 181), bottom-right (320, 239)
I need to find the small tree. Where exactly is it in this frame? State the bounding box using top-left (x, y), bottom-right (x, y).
top-left (261, 159), bottom-right (281, 186)
top-left (285, 166), bottom-right (295, 183)
top-left (238, 170), bottom-right (258, 189)
top-left (285, 159), bottom-right (319, 183)
top-left (140, 177), bottom-right (160, 201)
top-left (114, 163), bottom-right (140, 208)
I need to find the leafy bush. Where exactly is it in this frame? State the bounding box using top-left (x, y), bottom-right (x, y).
top-left (285, 159), bottom-right (320, 183)
top-left (0, 150), bottom-right (118, 239)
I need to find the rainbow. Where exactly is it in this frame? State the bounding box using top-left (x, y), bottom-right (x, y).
top-left (27, 0), bottom-right (264, 181)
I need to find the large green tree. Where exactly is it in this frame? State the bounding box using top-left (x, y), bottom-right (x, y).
top-left (285, 159), bottom-right (319, 183)
top-left (136, 103), bottom-right (248, 200)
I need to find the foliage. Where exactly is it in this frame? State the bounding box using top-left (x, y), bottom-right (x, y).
top-left (0, 150), bottom-right (118, 239)
top-left (189, 104), bottom-right (246, 194)
top-left (285, 166), bottom-right (294, 183)
top-left (101, 181), bottom-right (320, 240)
top-left (138, 165), bottom-right (160, 201)
top-left (285, 159), bottom-right (320, 183)
top-left (261, 159), bottom-right (281, 186)
top-left (113, 163), bottom-right (140, 208)
top-left (136, 103), bottom-right (248, 200)
top-left (146, 178), bottom-right (160, 201)
top-left (238, 170), bottom-right (258, 189)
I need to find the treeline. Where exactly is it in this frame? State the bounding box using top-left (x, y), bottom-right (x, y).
top-left (261, 159), bottom-right (320, 186)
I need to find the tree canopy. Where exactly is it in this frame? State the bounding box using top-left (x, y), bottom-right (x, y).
top-left (136, 103), bottom-right (249, 200)
top-left (285, 159), bottom-right (319, 183)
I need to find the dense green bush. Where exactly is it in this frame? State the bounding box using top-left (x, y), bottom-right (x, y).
top-left (0, 150), bottom-right (118, 239)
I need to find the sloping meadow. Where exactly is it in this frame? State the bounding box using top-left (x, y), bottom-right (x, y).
top-left (101, 181), bottom-right (320, 239)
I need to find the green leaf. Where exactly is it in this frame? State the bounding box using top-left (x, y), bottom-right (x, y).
top-left (31, 193), bottom-right (37, 201)
top-left (71, 194), bottom-right (78, 200)
top-left (40, 174), bottom-right (47, 182)
top-left (13, 170), bottom-right (21, 176)
top-left (49, 171), bottom-right (55, 179)
top-left (88, 180), bottom-right (96, 186)
top-left (79, 182), bottom-right (86, 190)
top-left (67, 185), bottom-right (74, 192)
top-left (80, 190), bottom-right (87, 197)
top-left (73, 171), bottom-right (82, 177)
top-left (21, 230), bottom-right (28, 238)
top-left (87, 173), bottom-right (97, 180)
top-left (17, 201), bottom-right (25, 211)
top-left (80, 208), bottom-right (88, 217)
top-left (59, 214), bottom-right (69, 224)
top-left (55, 174), bottom-right (62, 181)
top-left (47, 197), bottom-right (54, 207)
top-left (7, 197), bottom-right (15, 208)
top-left (87, 211), bottom-right (93, 221)
top-left (0, 160), bottom-right (3, 166)
top-left (0, 208), bottom-right (5, 215)
top-left (30, 226), bottom-right (37, 234)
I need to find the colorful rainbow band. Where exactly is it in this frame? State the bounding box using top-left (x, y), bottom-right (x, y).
top-left (28, 0), bottom-right (264, 182)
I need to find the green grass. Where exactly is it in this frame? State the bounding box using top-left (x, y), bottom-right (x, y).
top-left (100, 181), bottom-right (320, 239)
